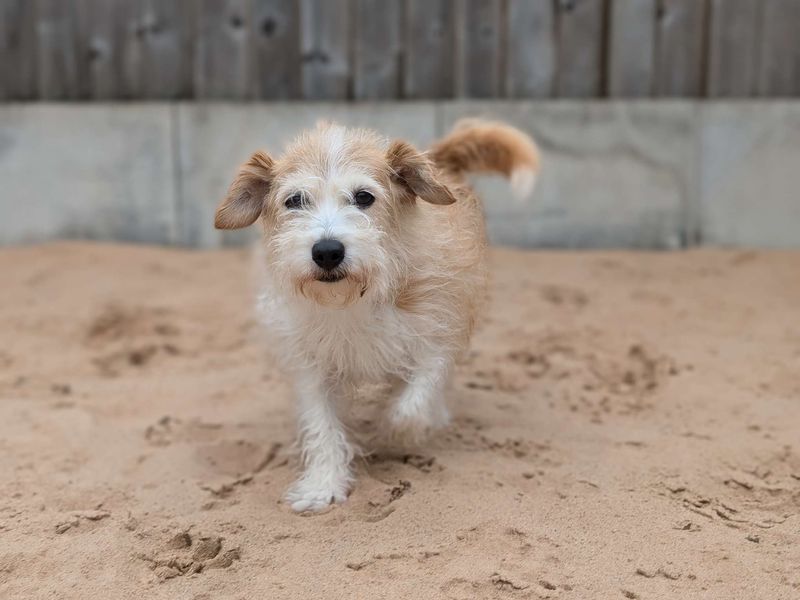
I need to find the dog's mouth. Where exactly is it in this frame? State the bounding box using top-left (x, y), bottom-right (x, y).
top-left (316, 271), bottom-right (346, 283)
top-left (299, 269), bottom-right (369, 305)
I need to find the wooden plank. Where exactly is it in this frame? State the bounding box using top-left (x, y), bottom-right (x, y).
top-left (251, 0), bottom-right (301, 99)
top-left (654, 0), bottom-right (707, 97)
top-left (78, 0), bottom-right (120, 99)
top-left (607, 0), bottom-right (656, 97)
top-left (0, 0), bottom-right (37, 100)
top-left (76, 0), bottom-right (140, 100)
top-left (460, 0), bottom-right (502, 98)
top-left (555, 0), bottom-right (605, 97)
top-left (706, 0), bottom-right (762, 97)
top-left (35, 0), bottom-right (83, 99)
top-left (78, 0), bottom-right (194, 100)
top-left (352, 0), bottom-right (401, 100)
top-left (194, 0), bottom-right (251, 99)
top-left (138, 0), bottom-right (195, 99)
top-left (300, 0), bottom-right (350, 100)
top-left (404, 0), bottom-right (456, 99)
top-left (758, 0), bottom-right (800, 96)
top-left (505, 0), bottom-right (556, 98)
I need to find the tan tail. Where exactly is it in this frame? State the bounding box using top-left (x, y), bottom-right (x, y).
top-left (429, 119), bottom-right (541, 198)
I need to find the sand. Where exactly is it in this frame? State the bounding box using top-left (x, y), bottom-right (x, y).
top-left (0, 242), bottom-right (798, 599)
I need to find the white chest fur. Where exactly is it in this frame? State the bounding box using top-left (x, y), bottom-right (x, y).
top-left (257, 287), bottom-right (432, 383)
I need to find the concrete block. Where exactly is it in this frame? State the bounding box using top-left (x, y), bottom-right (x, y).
top-left (700, 102), bottom-right (800, 247)
top-left (438, 101), bottom-right (697, 248)
top-left (176, 102), bottom-right (438, 247)
top-left (0, 104), bottom-right (175, 245)
top-left (2, 101), bottom-right (799, 250)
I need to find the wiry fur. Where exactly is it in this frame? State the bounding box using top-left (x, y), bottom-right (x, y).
top-left (215, 119), bottom-right (540, 512)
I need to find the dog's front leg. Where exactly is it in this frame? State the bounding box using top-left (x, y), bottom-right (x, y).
top-left (387, 357), bottom-right (451, 444)
top-left (285, 368), bottom-right (355, 512)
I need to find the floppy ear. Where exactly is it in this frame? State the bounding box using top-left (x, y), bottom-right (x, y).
top-left (386, 140), bottom-right (456, 205)
top-left (214, 151), bottom-right (274, 229)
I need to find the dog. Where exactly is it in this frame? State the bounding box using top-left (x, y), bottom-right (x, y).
top-left (214, 119), bottom-right (540, 512)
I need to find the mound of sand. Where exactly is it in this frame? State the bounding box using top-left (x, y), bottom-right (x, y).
top-left (0, 242), bottom-right (798, 599)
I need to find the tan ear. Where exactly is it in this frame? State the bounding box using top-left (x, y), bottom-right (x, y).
top-left (214, 151), bottom-right (274, 230)
top-left (387, 140), bottom-right (456, 205)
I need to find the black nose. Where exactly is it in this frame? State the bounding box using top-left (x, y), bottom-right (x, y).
top-left (311, 239), bottom-right (345, 271)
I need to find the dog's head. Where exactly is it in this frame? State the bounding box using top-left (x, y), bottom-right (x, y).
top-left (215, 122), bottom-right (456, 308)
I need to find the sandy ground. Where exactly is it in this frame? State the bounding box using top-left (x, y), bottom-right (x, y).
top-left (0, 242), bottom-right (799, 599)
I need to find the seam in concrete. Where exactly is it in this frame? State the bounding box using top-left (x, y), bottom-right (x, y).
top-left (687, 103), bottom-right (704, 246)
top-left (434, 100), bottom-right (445, 139)
top-left (168, 103), bottom-right (182, 246)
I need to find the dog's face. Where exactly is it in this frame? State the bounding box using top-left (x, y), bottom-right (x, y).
top-left (215, 123), bottom-right (456, 308)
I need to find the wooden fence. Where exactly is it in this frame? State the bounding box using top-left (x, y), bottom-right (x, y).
top-left (1, 0), bottom-right (799, 101)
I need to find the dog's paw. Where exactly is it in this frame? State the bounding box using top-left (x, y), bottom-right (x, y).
top-left (284, 473), bottom-right (350, 513)
top-left (386, 402), bottom-right (450, 448)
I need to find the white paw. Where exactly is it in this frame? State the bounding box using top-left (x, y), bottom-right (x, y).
top-left (284, 472), bottom-right (351, 513)
top-left (387, 402), bottom-right (450, 446)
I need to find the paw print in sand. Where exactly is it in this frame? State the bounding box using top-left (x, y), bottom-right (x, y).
top-left (138, 531), bottom-right (241, 581)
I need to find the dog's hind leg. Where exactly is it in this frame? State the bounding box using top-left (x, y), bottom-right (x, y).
top-left (285, 368), bottom-right (355, 512)
top-left (386, 356), bottom-right (451, 446)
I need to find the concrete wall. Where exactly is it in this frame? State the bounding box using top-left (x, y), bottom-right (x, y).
top-left (1, 101), bottom-right (798, 249)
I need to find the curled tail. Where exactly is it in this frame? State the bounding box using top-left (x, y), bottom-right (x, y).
top-left (429, 119), bottom-right (541, 198)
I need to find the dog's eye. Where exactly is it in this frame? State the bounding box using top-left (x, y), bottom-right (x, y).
top-left (354, 190), bottom-right (375, 208)
top-left (284, 193), bottom-right (303, 210)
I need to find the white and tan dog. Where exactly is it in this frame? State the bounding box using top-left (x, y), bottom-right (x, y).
top-left (215, 119), bottom-right (539, 512)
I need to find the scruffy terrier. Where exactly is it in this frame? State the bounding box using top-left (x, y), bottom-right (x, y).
top-left (215, 119), bottom-right (540, 512)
